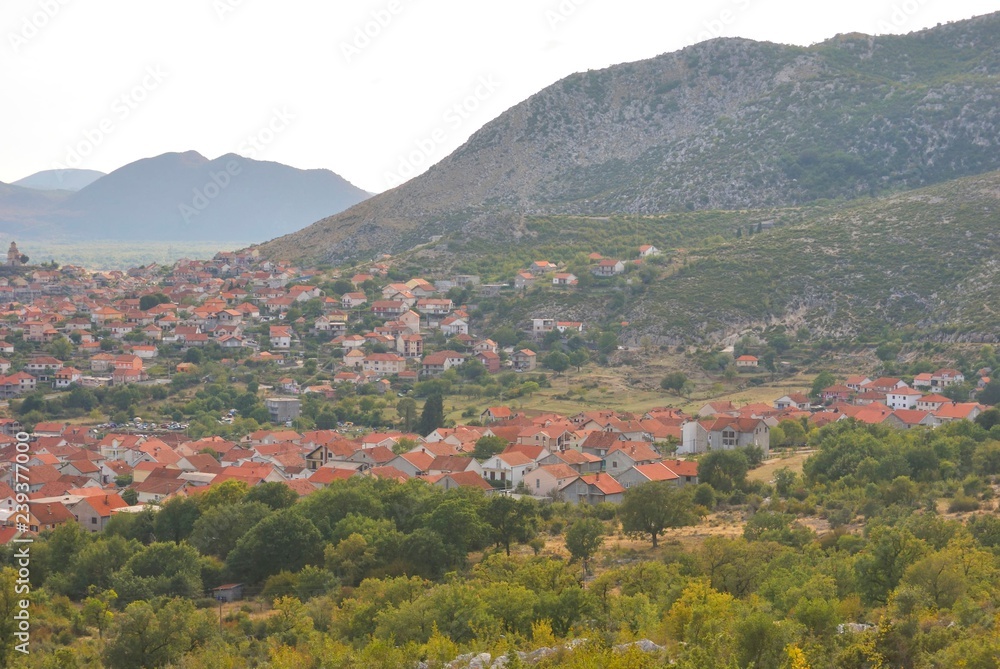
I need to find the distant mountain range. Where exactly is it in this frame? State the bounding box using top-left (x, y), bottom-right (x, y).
top-left (0, 152), bottom-right (370, 242)
top-left (13, 169), bottom-right (105, 191)
top-left (259, 11), bottom-right (1000, 263)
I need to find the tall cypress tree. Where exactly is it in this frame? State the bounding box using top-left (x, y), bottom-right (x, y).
top-left (417, 393), bottom-right (445, 436)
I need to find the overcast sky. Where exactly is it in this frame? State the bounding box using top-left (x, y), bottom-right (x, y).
top-left (2, 0), bottom-right (996, 193)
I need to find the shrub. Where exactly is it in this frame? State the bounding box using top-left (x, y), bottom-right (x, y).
top-left (948, 495), bottom-right (980, 513)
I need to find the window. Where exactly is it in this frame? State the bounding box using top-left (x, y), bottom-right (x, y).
top-left (91, 517), bottom-right (97, 524)
top-left (535, 479), bottom-right (540, 489)
top-left (722, 430), bottom-right (737, 448)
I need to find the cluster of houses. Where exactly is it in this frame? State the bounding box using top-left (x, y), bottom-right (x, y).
top-left (1, 361), bottom-right (994, 542)
top-left (0, 245), bottom-right (554, 398)
top-left (802, 369), bottom-right (988, 429)
top-left (513, 245), bottom-right (661, 290)
top-left (0, 403), bottom-right (708, 541)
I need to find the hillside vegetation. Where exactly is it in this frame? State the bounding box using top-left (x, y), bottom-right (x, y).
top-left (260, 11), bottom-right (1000, 264)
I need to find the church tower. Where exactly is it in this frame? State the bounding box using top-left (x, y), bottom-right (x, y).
top-left (7, 242), bottom-right (21, 266)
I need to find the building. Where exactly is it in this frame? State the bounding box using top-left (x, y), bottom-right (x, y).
top-left (212, 583), bottom-right (244, 602)
top-left (265, 397), bottom-right (301, 425)
top-left (512, 349), bottom-right (537, 372)
top-left (7, 241), bottom-right (24, 266)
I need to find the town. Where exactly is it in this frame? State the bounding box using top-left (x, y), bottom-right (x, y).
top-left (0, 240), bottom-right (995, 540)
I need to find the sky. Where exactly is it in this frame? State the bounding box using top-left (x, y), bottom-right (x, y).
top-left (2, 0), bottom-right (997, 194)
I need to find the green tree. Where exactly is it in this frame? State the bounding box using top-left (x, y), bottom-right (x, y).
top-left (811, 371), bottom-right (836, 398)
top-left (978, 378), bottom-right (1000, 406)
top-left (543, 351), bottom-right (570, 374)
top-left (568, 348), bottom-right (589, 371)
top-left (152, 496), bottom-right (201, 544)
top-left (81, 590), bottom-right (118, 640)
top-left (473, 435), bottom-right (507, 460)
top-left (188, 501), bottom-right (271, 560)
top-left (396, 397), bottom-right (418, 432)
top-left (417, 394), bottom-right (445, 436)
top-left (618, 482), bottom-right (698, 548)
top-left (102, 599), bottom-right (200, 669)
top-left (699, 449), bottom-right (749, 493)
top-left (776, 419), bottom-right (806, 446)
top-left (975, 407), bottom-right (1000, 431)
top-left (660, 371), bottom-right (688, 395)
top-left (565, 517), bottom-right (605, 570)
top-left (113, 542), bottom-right (203, 602)
top-left (244, 481), bottom-right (298, 510)
top-left (483, 495), bottom-right (537, 556)
top-left (139, 292), bottom-right (170, 311)
top-left (195, 479), bottom-right (249, 509)
top-left (226, 509), bottom-right (323, 583)
top-left (855, 525), bottom-right (926, 604)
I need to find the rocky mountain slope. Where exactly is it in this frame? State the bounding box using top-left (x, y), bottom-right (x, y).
top-left (260, 11), bottom-right (1000, 263)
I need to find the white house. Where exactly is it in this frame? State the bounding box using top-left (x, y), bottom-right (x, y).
top-left (886, 387), bottom-right (922, 410)
top-left (479, 451), bottom-right (537, 489)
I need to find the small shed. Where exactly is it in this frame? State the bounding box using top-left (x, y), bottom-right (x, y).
top-left (211, 583), bottom-right (244, 602)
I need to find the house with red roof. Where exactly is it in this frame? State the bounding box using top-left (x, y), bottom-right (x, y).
top-left (73, 493), bottom-right (129, 532)
top-left (932, 402), bottom-right (984, 426)
top-left (561, 472), bottom-right (625, 504)
top-left (930, 369), bottom-right (965, 390)
top-left (662, 459), bottom-right (699, 485)
top-left (886, 387), bottom-right (923, 410)
top-left (616, 461), bottom-right (680, 489)
top-left (775, 394), bottom-right (812, 411)
top-left (605, 442), bottom-right (662, 477)
top-left (308, 465), bottom-right (361, 486)
top-left (735, 355), bottom-right (758, 368)
top-left (706, 416), bottom-right (770, 454)
top-left (525, 464), bottom-right (580, 497)
top-left (22, 501), bottom-right (75, 534)
top-left (430, 471), bottom-right (494, 493)
top-left (915, 394), bottom-right (951, 412)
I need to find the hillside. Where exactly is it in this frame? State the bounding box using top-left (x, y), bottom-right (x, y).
top-left (260, 11), bottom-right (1000, 263)
top-left (12, 168), bottom-right (105, 191)
top-left (375, 171), bottom-right (997, 346)
top-left (0, 152), bottom-right (371, 243)
top-left (624, 170), bottom-right (1000, 344)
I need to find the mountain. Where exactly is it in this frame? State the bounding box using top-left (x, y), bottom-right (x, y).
top-left (0, 152), bottom-right (370, 242)
top-left (398, 170), bottom-right (1000, 345)
top-left (13, 169), bottom-right (105, 191)
top-left (259, 11), bottom-right (1000, 263)
top-left (0, 181), bottom-right (73, 239)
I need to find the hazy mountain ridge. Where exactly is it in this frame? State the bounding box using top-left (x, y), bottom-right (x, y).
top-left (260, 11), bottom-right (1000, 263)
top-left (13, 168), bottom-right (106, 191)
top-left (0, 152), bottom-right (371, 243)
